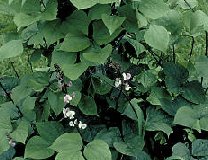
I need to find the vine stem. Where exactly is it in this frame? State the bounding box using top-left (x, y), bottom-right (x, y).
top-left (184, 0), bottom-right (195, 12)
top-left (28, 54), bottom-right (33, 72)
top-left (93, 74), bottom-right (144, 136)
top-left (140, 42), bottom-right (162, 67)
top-left (0, 81), bottom-right (13, 102)
top-left (189, 36), bottom-right (195, 59)
top-left (205, 31), bottom-right (208, 57)
top-left (10, 61), bottom-right (19, 79)
top-left (0, 81), bottom-right (23, 117)
top-left (172, 44), bottom-right (176, 63)
top-left (40, 0), bottom-right (46, 9)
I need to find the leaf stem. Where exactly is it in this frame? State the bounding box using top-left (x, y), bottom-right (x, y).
top-left (10, 61), bottom-right (19, 79)
top-left (205, 31), bottom-right (208, 57)
top-left (172, 44), bottom-right (176, 63)
top-left (0, 81), bottom-right (13, 102)
top-left (189, 36), bottom-right (195, 59)
top-left (183, 0), bottom-right (195, 12)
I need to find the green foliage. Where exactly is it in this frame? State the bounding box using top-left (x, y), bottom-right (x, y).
top-left (0, 0), bottom-right (208, 159)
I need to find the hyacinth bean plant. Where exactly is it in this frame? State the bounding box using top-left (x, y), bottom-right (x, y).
top-left (0, 0), bottom-right (208, 160)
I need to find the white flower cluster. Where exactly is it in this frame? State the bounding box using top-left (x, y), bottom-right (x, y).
top-left (115, 72), bottom-right (132, 91)
top-left (64, 94), bottom-right (73, 104)
top-left (63, 107), bottom-right (75, 119)
top-left (63, 107), bottom-right (87, 130)
top-left (6, 134), bottom-right (16, 147)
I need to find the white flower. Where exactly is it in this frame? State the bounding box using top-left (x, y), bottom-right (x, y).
top-left (78, 121), bottom-right (87, 129)
top-left (124, 83), bottom-right (131, 91)
top-left (67, 81), bottom-right (72, 87)
top-left (63, 108), bottom-right (75, 119)
top-left (9, 139), bottom-right (16, 147)
top-left (64, 94), bottom-right (73, 103)
top-left (74, 119), bottom-right (78, 125)
top-left (115, 78), bottom-right (122, 88)
top-left (122, 72), bottom-right (131, 81)
top-left (69, 121), bottom-right (75, 126)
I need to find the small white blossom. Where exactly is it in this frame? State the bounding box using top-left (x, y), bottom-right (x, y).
top-left (67, 81), bottom-right (72, 87)
top-left (69, 121), bottom-right (75, 126)
top-left (63, 107), bottom-right (75, 119)
top-left (74, 119), bottom-right (78, 125)
top-left (78, 121), bottom-right (87, 129)
top-left (64, 94), bottom-right (73, 103)
top-left (124, 83), bottom-right (131, 91)
top-left (9, 139), bottom-right (16, 147)
top-left (122, 72), bottom-right (131, 81)
top-left (115, 78), bottom-right (122, 88)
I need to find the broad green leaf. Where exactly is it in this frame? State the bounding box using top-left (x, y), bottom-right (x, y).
top-left (39, 20), bottom-right (65, 45)
top-left (129, 98), bottom-right (144, 136)
top-left (78, 95), bottom-right (97, 115)
top-left (61, 10), bottom-right (90, 35)
top-left (145, 107), bottom-right (173, 136)
top-left (147, 87), bottom-right (171, 106)
top-left (168, 143), bottom-right (191, 160)
top-left (93, 20), bottom-right (123, 45)
top-left (95, 127), bottom-right (122, 147)
top-left (0, 102), bottom-right (14, 154)
top-left (84, 140), bottom-right (111, 160)
top-left (50, 133), bottom-right (82, 153)
top-left (63, 61), bottom-right (90, 80)
top-left (60, 33), bottom-right (91, 53)
top-left (26, 72), bottom-right (49, 91)
top-left (52, 53), bottom-right (89, 81)
top-left (48, 91), bottom-right (65, 115)
top-left (195, 55), bottom-right (208, 80)
top-left (11, 119), bottom-right (29, 144)
top-left (20, 0), bottom-right (40, 13)
top-left (122, 102), bottom-right (138, 121)
top-left (14, 13), bottom-right (40, 29)
top-left (22, 97), bottom-right (36, 111)
top-left (139, 0), bottom-right (170, 19)
top-left (159, 96), bottom-right (190, 116)
top-left (124, 37), bottom-right (146, 56)
top-left (70, 0), bottom-right (118, 9)
top-left (40, 0), bottom-right (57, 21)
top-left (152, 10), bottom-right (183, 35)
top-left (113, 141), bottom-right (143, 157)
top-left (192, 139), bottom-right (208, 157)
top-left (70, 91), bottom-right (81, 106)
top-left (118, 5), bottom-right (138, 33)
top-left (101, 14), bottom-right (126, 35)
top-left (20, 97), bottom-right (36, 122)
top-left (190, 10), bottom-right (208, 35)
top-left (0, 134), bottom-right (10, 155)
top-left (0, 40), bottom-right (23, 61)
top-left (89, 4), bottom-right (111, 20)
top-left (92, 74), bottom-right (113, 95)
top-left (55, 151), bottom-right (84, 160)
top-left (24, 136), bottom-right (54, 159)
top-left (163, 62), bottom-right (189, 95)
top-left (0, 147), bottom-right (16, 160)
top-left (0, 76), bottom-right (19, 93)
top-left (144, 25), bottom-right (170, 53)
top-left (174, 104), bottom-right (208, 132)
top-left (82, 44), bottom-right (112, 64)
top-left (36, 121), bottom-right (64, 143)
top-left (51, 50), bottom-right (77, 67)
top-left (136, 11), bottom-right (148, 28)
top-left (181, 81), bottom-right (205, 104)
top-left (138, 70), bottom-right (157, 89)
